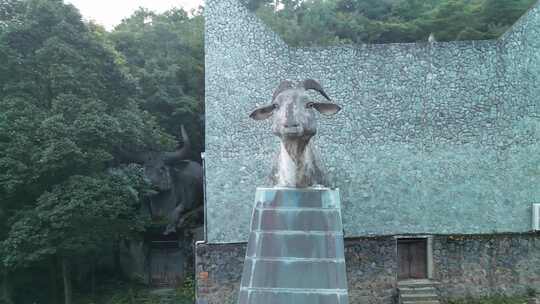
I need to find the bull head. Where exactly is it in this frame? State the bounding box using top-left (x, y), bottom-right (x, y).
top-left (117, 125), bottom-right (191, 192)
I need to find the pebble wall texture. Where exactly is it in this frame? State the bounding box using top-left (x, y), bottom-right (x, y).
top-left (205, 0), bottom-right (540, 243)
top-left (433, 234), bottom-right (540, 298)
top-left (196, 243), bottom-right (246, 304)
top-left (195, 234), bottom-right (540, 303)
top-left (195, 239), bottom-right (398, 304)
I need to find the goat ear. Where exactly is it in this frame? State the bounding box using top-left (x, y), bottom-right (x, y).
top-left (313, 103), bottom-right (341, 115)
top-left (249, 104), bottom-right (275, 120)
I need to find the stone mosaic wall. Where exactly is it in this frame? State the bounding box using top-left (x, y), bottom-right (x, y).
top-left (195, 243), bottom-right (246, 304)
top-left (204, 0), bottom-right (289, 243)
top-left (344, 238), bottom-right (397, 304)
top-left (205, 0), bottom-right (540, 243)
top-left (195, 234), bottom-right (540, 304)
top-left (433, 234), bottom-right (540, 297)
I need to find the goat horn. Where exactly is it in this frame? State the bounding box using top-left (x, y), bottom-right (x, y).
top-left (272, 80), bottom-right (294, 101)
top-left (164, 125), bottom-right (191, 164)
top-left (302, 79), bottom-right (331, 101)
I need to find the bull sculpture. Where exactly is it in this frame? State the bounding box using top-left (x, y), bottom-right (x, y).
top-left (117, 126), bottom-right (203, 234)
top-left (249, 79), bottom-right (341, 188)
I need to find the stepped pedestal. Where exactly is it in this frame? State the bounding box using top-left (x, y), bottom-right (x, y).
top-left (238, 187), bottom-right (349, 304)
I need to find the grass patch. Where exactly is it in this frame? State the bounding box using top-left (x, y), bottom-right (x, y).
top-left (75, 276), bottom-right (195, 304)
top-left (447, 295), bottom-right (529, 304)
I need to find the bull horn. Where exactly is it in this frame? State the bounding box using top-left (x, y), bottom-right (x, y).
top-left (302, 79), bottom-right (331, 101)
top-left (164, 125), bottom-right (191, 164)
top-left (272, 80), bottom-right (294, 101)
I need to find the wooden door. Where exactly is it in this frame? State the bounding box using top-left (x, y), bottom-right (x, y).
top-left (150, 247), bottom-right (184, 287)
top-left (398, 239), bottom-right (427, 280)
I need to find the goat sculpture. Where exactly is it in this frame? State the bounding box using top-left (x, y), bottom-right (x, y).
top-left (250, 79), bottom-right (341, 188)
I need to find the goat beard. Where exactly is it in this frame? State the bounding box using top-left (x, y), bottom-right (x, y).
top-left (281, 136), bottom-right (312, 162)
top-left (274, 137), bottom-right (319, 187)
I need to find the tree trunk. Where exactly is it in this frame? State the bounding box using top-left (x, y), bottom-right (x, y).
top-left (0, 271), bottom-right (13, 304)
top-left (50, 257), bottom-right (59, 304)
top-left (113, 240), bottom-right (122, 278)
top-left (62, 258), bottom-right (72, 304)
top-left (113, 239), bottom-right (122, 279)
top-left (90, 259), bottom-right (96, 297)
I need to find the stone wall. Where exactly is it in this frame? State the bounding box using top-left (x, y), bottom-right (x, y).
top-left (204, 0), bottom-right (289, 243)
top-left (433, 234), bottom-right (540, 298)
top-left (195, 234), bottom-right (540, 304)
top-left (344, 238), bottom-right (397, 304)
top-left (205, 0), bottom-right (540, 244)
top-left (196, 243), bottom-right (246, 304)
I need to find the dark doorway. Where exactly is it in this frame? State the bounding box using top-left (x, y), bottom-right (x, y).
top-left (147, 232), bottom-right (185, 288)
top-left (397, 238), bottom-right (427, 280)
top-left (149, 246), bottom-right (184, 287)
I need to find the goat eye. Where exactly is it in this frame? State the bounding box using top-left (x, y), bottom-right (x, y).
top-left (272, 103), bottom-right (279, 110)
top-left (306, 102), bottom-right (315, 108)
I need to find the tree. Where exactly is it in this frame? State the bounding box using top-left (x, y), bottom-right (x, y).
top-left (0, 0), bottom-right (23, 30)
top-left (248, 0), bottom-right (537, 45)
top-left (0, 205), bottom-right (12, 304)
top-left (2, 172), bottom-right (148, 304)
top-left (240, 0), bottom-right (275, 10)
top-left (0, 0), bottom-right (172, 303)
top-left (481, 0), bottom-right (535, 28)
top-left (0, 0), bottom-right (172, 202)
top-left (109, 8), bottom-right (205, 156)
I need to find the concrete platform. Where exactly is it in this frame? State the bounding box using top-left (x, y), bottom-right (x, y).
top-left (238, 187), bottom-right (349, 304)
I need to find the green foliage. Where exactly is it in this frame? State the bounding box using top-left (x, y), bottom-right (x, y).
top-left (0, 0), bottom-right (188, 302)
top-left (0, 0), bottom-right (174, 203)
top-left (246, 0), bottom-right (537, 46)
top-left (74, 277), bottom-right (195, 304)
top-left (0, 0), bottom-right (173, 279)
top-left (0, 0), bottom-right (205, 302)
top-left (176, 275), bottom-right (196, 300)
top-left (2, 171), bottom-right (147, 269)
top-left (108, 8), bottom-right (205, 155)
top-left (0, 0), bottom-right (24, 30)
top-left (447, 295), bottom-right (529, 304)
